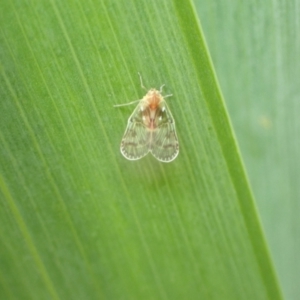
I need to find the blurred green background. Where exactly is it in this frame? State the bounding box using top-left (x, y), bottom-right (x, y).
top-left (195, 1), bottom-right (300, 299)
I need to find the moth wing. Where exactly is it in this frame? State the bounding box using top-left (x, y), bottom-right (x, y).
top-left (120, 104), bottom-right (151, 160)
top-left (151, 102), bottom-right (179, 162)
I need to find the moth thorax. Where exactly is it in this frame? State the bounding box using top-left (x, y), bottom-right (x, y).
top-left (145, 89), bottom-right (162, 110)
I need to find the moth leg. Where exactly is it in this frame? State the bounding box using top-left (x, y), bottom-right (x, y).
top-left (114, 99), bottom-right (141, 107)
top-left (163, 94), bottom-right (173, 99)
top-left (160, 84), bottom-right (172, 99)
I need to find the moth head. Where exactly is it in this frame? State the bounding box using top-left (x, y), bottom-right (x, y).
top-left (145, 89), bottom-right (163, 110)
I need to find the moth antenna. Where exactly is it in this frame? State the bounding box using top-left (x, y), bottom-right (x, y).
top-left (114, 99), bottom-right (141, 107)
top-left (159, 84), bottom-right (165, 93)
top-left (138, 72), bottom-right (147, 91)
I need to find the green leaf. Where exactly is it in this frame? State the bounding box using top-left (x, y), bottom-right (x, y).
top-left (194, 1), bottom-right (300, 299)
top-left (0, 1), bottom-right (283, 299)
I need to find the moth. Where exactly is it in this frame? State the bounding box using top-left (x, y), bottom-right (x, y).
top-left (114, 74), bottom-right (179, 162)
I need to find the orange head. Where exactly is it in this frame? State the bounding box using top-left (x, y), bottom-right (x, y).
top-left (144, 89), bottom-right (163, 110)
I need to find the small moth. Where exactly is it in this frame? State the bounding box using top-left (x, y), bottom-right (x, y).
top-left (114, 73), bottom-right (179, 162)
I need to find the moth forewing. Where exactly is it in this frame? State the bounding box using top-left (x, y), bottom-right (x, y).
top-left (120, 102), bottom-right (150, 160)
top-left (116, 85), bottom-right (179, 162)
top-left (150, 100), bottom-right (179, 162)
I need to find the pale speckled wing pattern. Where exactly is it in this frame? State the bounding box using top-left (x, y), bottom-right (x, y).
top-left (120, 99), bottom-right (179, 162)
top-left (151, 101), bottom-right (179, 162)
top-left (120, 104), bottom-right (150, 160)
